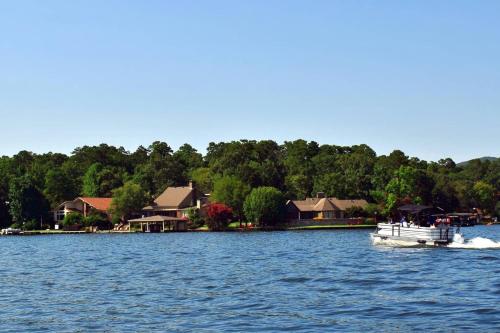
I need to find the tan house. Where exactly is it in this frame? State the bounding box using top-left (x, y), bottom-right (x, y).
top-left (142, 182), bottom-right (206, 219)
top-left (286, 193), bottom-right (368, 221)
top-left (53, 197), bottom-right (113, 223)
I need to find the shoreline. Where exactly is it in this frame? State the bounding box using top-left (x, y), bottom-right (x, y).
top-left (3, 224), bottom-right (378, 236)
top-left (3, 223), bottom-right (497, 236)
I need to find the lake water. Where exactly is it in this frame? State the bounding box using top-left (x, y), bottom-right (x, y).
top-left (1, 226), bottom-right (499, 332)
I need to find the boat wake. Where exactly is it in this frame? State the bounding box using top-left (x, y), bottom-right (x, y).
top-left (447, 233), bottom-right (500, 249)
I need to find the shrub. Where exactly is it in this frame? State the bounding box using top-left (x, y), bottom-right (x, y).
top-left (206, 203), bottom-right (232, 231)
top-left (23, 219), bottom-right (41, 230)
top-left (63, 212), bottom-right (84, 227)
top-left (187, 207), bottom-right (205, 229)
top-left (84, 213), bottom-right (112, 230)
top-left (111, 214), bottom-right (122, 225)
top-left (363, 203), bottom-right (380, 218)
top-left (243, 187), bottom-right (286, 227)
top-left (345, 206), bottom-right (366, 218)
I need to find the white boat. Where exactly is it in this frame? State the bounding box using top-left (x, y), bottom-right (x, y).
top-left (1, 228), bottom-right (23, 235)
top-left (371, 223), bottom-right (455, 246)
top-left (371, 204), bottom-right (460, 247)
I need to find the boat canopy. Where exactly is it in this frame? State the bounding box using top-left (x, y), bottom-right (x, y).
top-left (398, 204), bottom-right (435, 214)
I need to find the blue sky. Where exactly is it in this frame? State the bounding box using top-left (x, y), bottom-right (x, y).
top-left (0, 0), bottom-right (498, 162)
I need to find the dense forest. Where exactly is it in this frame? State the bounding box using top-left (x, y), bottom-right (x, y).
top-left (0, 140), bottom-right (498, 228)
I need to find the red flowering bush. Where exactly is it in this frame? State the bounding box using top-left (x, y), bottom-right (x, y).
top-left (206, 203), bottom-right (233, 231)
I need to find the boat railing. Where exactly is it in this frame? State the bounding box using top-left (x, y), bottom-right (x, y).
top-left (438, 225), bottom-right (451, 241)
top-left (391, 224), bottom-right (400, 237)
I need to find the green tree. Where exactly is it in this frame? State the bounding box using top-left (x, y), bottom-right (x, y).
top-left (186, 207), bottom-right (205, 229)
top-left (84, 213), bottom-right (111, 230)
top-left (44, 168), bottom-right (79, 207)
top-left (82, 163), bottom-right (126, 197)
top-left (383, 166), bottom-right (420, 215)
top-left (212, 176), bottom-right (251, 220)
top-left (384, 166), bottom-right (434, 209)
top-left (335, 145), bottom-right (376, 199)
top-left (243, 187), bottom-right (286, 227)
top-left (431, 174), bottom-right (459, 212)
top-left (111, 181), bottom-right (149, 221)
top-left (206, 140), bottom-right (285, 189)
top-left (285, 174), bottom-right (311, 200)
top-left (282, 140), bottom-right (318, 198)
top-left (472, 181), bottom-right (495, 213)
top-left (312, 173), bottom-right (344, 198)
top-left (147, 141), bottom-right (186, 194)
top-left (190, 167), bottom-right (213, 194)
top-left (345, 206), bottom-right (366, 218)
top-left (82, 163), bottom-right (103, 197)
top-left (8, 175), bottom-right (49, 227)
top-left (98, 167), bottom-right (127, 197)
top-left (173, 144), bottom-right (204, 174)
top-left (0, 158), bottom-right (12, 228)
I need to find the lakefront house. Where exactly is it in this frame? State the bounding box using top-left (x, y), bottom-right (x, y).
top-left (126, 181), bottom-right (209, 232)
top-left (286, 192), bottom-right (368, 221)
top-left (141, 181), bottom-right (207, 219)
top-left (53, 197), bottom-right (113, 223)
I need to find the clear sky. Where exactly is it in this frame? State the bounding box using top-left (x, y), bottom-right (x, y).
top-left (0, 1), bottom-right (499, 162)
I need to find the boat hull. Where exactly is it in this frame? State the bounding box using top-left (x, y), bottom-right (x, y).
top-left (371, 233), bottom-right (451, 247)
top-left (371, 223), bottom-right (455, 247)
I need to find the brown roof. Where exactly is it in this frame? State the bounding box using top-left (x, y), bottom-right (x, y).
top-left (290, 197), bottom-right (368, 212)
top-left (128, 215), bottom-right (185, 223)
top-left (79, 197), bottom-right (113, 212)
top-left (329, 198), bottom-right (368, 211)
top-left (313, 198), bottom-right (338, 212)
top-left (144, 186), bottom-right (194, 210)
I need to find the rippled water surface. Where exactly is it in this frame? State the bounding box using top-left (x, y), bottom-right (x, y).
top-left (1, 226), bottom-right (500, 332)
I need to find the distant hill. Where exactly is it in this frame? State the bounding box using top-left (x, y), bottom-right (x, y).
top-left (457, 156), bottom-right (498, 167)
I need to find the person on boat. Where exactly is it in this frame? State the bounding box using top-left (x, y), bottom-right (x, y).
top-left (400, 216), bottom-right (407, 227)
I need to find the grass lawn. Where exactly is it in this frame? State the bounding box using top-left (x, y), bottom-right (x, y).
top-left (193, 225), bottom-right (209, 231)
top-left (228, 221), bottom-right (248, 228)
top-left (193, 222), bottom-right (247, 231)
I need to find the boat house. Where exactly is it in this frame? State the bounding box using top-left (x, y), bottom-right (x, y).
top-left (128, 215), bottom-right (188, 232)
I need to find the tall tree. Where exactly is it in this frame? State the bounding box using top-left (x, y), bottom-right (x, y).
top-left (212, 176), bottom-right (251, 220)
top-left (189, 167), bottom-right (213, 194)
top-left (244, 187), bottom-right (286, 227)
top-left (8, 175), bottom-right (49, 226)
top-left (82, 163), bottom-right (103, 197)
top-left (283, 140), bottom-right (319, 198)
top-left (44, 168), bottom-right (80, 207)
top-left (173, 144), bottom-right (204, 173)
top-left (111, 182), bottom-right (149, 221)
top-left (472, 181), bottom-right (495, 213)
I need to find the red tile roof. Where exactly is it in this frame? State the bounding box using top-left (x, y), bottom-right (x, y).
top-left (79, 197), bottom-right (113, 212)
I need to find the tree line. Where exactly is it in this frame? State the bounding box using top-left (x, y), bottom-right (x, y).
top-left (0, 140), bottom-right (498, 229)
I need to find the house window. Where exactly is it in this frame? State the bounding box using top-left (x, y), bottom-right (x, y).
top-left (55, 211), bottom-right (65, 221)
